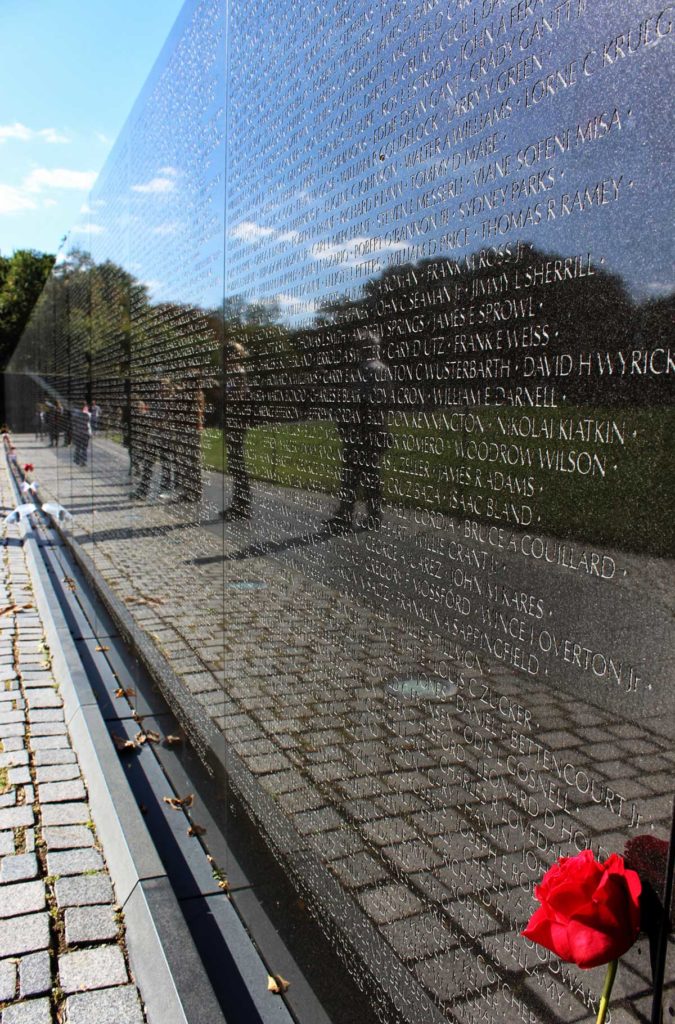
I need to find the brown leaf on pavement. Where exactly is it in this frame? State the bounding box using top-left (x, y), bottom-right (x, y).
top-left (267, 974), bottom-right (290, 994)
top-left (114, 687), bottom-right (136, 699)
top-left (187, 823), bottom-right (206, 837)
top-left (164, 734), bottom-right (182, 746)
top-left (95, 645), bottom-right (110, 652)
top-left (162, 793), bottom-right (194, 811)
top-left (112, 733), bottom-right (137, 753)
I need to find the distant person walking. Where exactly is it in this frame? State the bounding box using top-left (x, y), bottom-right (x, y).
top-left (72, 403), bottom-right (92, 466)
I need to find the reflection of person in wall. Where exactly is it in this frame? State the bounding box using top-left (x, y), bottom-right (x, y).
top-left (172, 373), bottom-right (204, 504)
top-left (46, 401), bottom-right (62, 447)
top-left (35, 404), bottom-right (45, 440)
top-left (129, 397), bottom-right (153, 500)
top-left (220, 341), bottom-right (253, 521)
top-left (72, 403), bottom-right (92, 467)
top-left (325, 330), bottom-right (391, 533)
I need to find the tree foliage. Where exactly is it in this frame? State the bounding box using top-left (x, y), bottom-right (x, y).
top-left (0, 249), bottom-right (55, 370)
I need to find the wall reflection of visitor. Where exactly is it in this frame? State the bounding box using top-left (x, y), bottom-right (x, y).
top-left (90, 400), bottom-right (102, 433)
top-left (46, 401), bottom-right (62, 447)
top-left (35, 404), bottom-right (45, 440)
top-left (72, 403), bottom-right (92, 467)
top-left (158, 380), bottom-right (176, 498)
top-left (172, 374), bottom-right (204, 504)
top-left (220, 341), bottom-right (252, 521)
top-left (325, 331), bottom-right (391, 533)
top-left (129, 397), bottom-right (153, 500)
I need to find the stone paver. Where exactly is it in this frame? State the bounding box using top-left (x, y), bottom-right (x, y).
top-left (0, 998), bottom-right (52, 1024)
top-left (0, 957), bottom-right (16, 1001)
top-left (0, 854), bottom-right (38, 883)
top-left (54, 874), bottom-right (113, 908)
top-left (59, 945), bottom-right (127, 994)
top-left (37, 781), bottom-right (86, 805)
top-left (46, 848), bottom-right (103, 877)
top-left (41, 803), bottom-right (88, 827)
top-left (64, 905), bottom-right (118, 945)
top-left (64, 985), bottom-right (144, 1024)
top-left (18, 952), bottom-right (51, 998)
top-left (0, 881), bottom-right (45, 919)
top-left (0, 913), bottom-right (49, 957)
top-left (42, 825), bottom-right (93, 850)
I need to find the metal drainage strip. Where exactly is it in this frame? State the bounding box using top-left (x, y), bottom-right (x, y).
top-left (385, 675), bottom-right (458, 700)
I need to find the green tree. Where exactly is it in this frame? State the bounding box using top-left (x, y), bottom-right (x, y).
top-left (0, 249), bottom-right (55, 370)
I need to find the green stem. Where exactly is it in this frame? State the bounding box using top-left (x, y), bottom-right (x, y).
top-left (596, 960), bottom-right (619, 1024)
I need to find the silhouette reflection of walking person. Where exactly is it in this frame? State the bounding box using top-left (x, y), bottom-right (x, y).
top-left (220, 341), bottom-right (253, 521)
top-left (325, 330), bottom-right (391, 533)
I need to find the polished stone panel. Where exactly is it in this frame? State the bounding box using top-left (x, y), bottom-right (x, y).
top-left (6, 0), bottom-right (674, 1021)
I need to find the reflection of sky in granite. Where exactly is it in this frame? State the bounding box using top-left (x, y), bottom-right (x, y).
top-left (81, 0), bottom-right (673, 321)
top-left (224, 0), bottom-right (673, 323)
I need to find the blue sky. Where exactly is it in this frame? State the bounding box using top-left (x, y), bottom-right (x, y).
top-left (0, 0), bottom-right (185, 257)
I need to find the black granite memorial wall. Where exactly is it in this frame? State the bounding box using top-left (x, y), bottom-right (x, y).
top-left (6, 0), bottom-right (674, 1021)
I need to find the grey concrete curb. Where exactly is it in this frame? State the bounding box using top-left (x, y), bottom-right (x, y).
top-left (13, 505), bottom-right (229, 1024)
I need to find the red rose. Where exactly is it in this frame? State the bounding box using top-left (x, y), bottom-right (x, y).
top-left (24, 463), bottom-right (34, 473)
top-left (522, 850), bottom-right (641, 969)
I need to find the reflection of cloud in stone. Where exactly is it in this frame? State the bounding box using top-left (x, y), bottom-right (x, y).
top-left (645, 281), bottom-right (673, 296)
top-left (311, 236), bottom-right (406, 267)
top-left (152, 221), bottom-right (180, 236)
top-left (275, 293), bottom-right (316, 314)
top-left (142, 279), bottom-right (164, 294)
top-left (131, 175), bottom-right (176, 194)
top-left (230, 221), bottom-right (300, 245)
top-left (231, 220), bottom-right (275, 242)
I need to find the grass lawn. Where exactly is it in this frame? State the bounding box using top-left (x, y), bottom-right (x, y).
top-left (202, 406), bottom-right (673, 556)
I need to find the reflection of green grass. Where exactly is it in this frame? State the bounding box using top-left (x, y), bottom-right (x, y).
top-left (202, 408), bottom-right (673, 556)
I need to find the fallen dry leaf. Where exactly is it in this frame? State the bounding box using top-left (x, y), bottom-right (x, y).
top-left (187, 823), bottom-right (206, 837)
top-left (112, 734), bottom-right (137, 753)
top-left (217, 878), bottom-right (230, 892)
top-left (136, 730), bottom-right (160, 746)
top-left (162, 794), bottom-right (194, 811)
top-left (21, 603), bottom-right (33, 610)
top-left (0, 605), bottom-right (18, 618)
top-left (114, 687), bottom-right (136, 699)
top-left (95, 645), bottom-right (110, 653)
top-left (62, 576), bottom-right (77, 591)
top-left (164, 734), bottom-right (182, 746)
top-left (267, 974), bottom-right (290, 994)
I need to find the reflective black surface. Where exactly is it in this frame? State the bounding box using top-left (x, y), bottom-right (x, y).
top-left (6, 0), bottom-right (674, 1021)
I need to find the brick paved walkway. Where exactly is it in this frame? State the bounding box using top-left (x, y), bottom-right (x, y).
top-left (6, 433), bottom-right (674, 1023)
top-left (0, 458), bottom-right (146, 1024)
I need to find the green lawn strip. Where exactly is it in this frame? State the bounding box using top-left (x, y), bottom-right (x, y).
top-left (202, 406), bottom-right (673, 556)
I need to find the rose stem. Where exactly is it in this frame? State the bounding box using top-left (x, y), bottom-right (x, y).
top-left (596, 960), bottom-right (618, 1024)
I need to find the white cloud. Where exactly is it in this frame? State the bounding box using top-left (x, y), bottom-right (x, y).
top-left (95, 131), bottom-right (112, 145)
top-left (277, 229), bottom-right (300, 244)
top-left (311, 235), bottom-right (407, 267)
top-left (0, 183), bottom-right (37, 214)
top-left (131, 175), bottom-right (175, 194)
top-left (645, 281), bottom-right (673, 296)
top-left (70, 223), bottom-right (105, 236)
top-left (42, 199), bottom-right (58, 208)
top-left (0, 122), bottom-right (69, 144)
top-left (24, 168), bottom-right (97, 193)
top-left (230, 220), bottom-right (275, 242)
top-left (275, 293), bottom-right (316, 314)
top-left (151, 221), bottom-right (179, 236)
